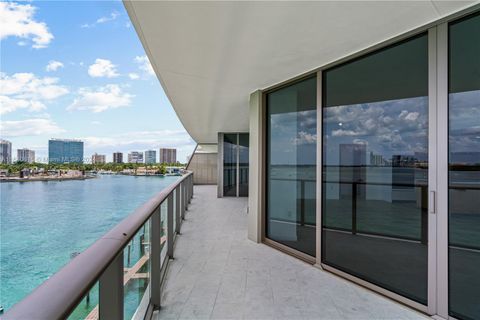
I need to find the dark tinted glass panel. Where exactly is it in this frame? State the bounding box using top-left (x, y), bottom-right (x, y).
top-left (239, 133), bottom-right (249, 197)
top-left (223, 134), bottom-right (237, 196)
top-left (322, 34), bottom-right (428, 304)
top-left (448, 13), bottom-right (480, 320)
top-left (266, 76), bottom-right (316, 256)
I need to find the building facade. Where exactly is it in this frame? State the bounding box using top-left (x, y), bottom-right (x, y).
top-left (91, 153), bottom-right (106, 164)
top-left (17, 148), bottom-right (35, 163)
top-left (48, 139), bottom-right (84, 164)
top-left (128, 151), bottom-right (143, 163)
top-left (0, 139), bottom-right (12, 164)
top-left (159, 148), bottom-right (176, 164)
top-left (144, 150), bottom-right (156, 164)
top-left (113, 152), bottom-right (123, 163)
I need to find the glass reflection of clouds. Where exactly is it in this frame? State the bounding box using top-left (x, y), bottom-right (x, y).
top-left (267, 76), bottom-right (317, 256)
top-left (324, 96), bottom-right (428, 165)
top-left (322, 33), bottom-right (429, 305)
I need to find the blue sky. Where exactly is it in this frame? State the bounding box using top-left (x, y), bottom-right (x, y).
top-left (0, 1), bottom-right (195, 163)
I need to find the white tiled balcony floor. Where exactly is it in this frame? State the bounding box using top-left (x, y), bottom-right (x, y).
top-left (153, 185), bottom-right (427, 320)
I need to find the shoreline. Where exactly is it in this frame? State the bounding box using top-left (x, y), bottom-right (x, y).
top-left (0, 174), bottom-right (181, 183)
top-left (0, 176), bottom-right (96, 183)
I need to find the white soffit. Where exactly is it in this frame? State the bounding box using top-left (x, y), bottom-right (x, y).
top-left (124, 1), bottom-right (477, 143)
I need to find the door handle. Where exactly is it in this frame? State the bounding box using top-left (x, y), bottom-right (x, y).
top-left (429, 191), bottom-right (436, 214)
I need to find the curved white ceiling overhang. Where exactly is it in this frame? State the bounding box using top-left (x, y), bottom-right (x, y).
top-left (124, 1), bottom-right (477, 143)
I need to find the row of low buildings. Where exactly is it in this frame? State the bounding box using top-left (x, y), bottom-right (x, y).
top-left (96, 149), bottom-right (177, 164)
top-left (0, 139), bottom-right (177, 164)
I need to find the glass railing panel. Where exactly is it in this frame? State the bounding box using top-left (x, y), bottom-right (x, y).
top-left (123, 219), bottom-right (151, 320)
top-left (66, 282), bottom-right (99, 320)
top-left (357, 184), bottom-right (426, 241)
top-left (160, 201), bottom-right (168, 266)
top-left (323, 181), bottom-right (352, 231)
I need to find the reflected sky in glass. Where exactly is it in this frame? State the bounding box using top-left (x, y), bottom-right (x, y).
top-left (323, 96), bottom-right (428, 166)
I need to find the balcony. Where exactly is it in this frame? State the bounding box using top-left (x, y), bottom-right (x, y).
top-left (154, 185), bottom-right (426, 320)
top-left (3, 173), bottom-right (427, 320)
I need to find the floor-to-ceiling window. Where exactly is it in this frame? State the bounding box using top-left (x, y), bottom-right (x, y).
top-left (222, 133), bottom-right (249, 197)
top-left (266, 76), bottom-right (317, 256)
top-left (238, 133), bottom-right (249, 197)
top-left (322, 34), bottom-right (429, 304)
top-left (223, 134), bottom-right (238, 196)
top-left (448, 12), bottom-right (480, 320)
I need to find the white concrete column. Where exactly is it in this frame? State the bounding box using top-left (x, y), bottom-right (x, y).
top-left (248, 90), bottom-right (263, 243)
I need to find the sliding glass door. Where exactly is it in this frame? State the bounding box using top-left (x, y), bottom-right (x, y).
top-left (322, 34), bottom-right (430, 304)
top-left (260, 8), bottom-right (479, 317)
top-left (266, 76), bottom-right (317, 256)
top-left (448, 12), bottom-right (480, 320)
top-left (223, 134), bottom-right (238, 197)
top-left (222, 133), bottom-right (249, 197)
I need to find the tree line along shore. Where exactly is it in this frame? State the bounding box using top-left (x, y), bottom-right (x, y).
top-left (0, 162), bottom-right (186, 181)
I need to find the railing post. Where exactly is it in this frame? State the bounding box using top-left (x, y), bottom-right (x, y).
top-left (352, 182), bottom-right (357, 235)
top-left (150, 206), bottom-right (161, 308)
top-left (181, 182), bottom-right (186, 219)
top-left (192, 173), bottom-right (195, 198)
top-left (167, 193), bottom-right (174, 258)
top-left (184, 181), bottom-right (188, 212)
top-left (300, 180), bottom-right (305, 226)
top-left (190, 175), bottom-right (193, 200)
top-left (186, 177), bottom-right (190, 204)
top-left (188, 175), bottom-right (192, 203)
top-left (175, 186), bottom-right (181, 234)
top-left (99, 251), bottom-right (124, 320)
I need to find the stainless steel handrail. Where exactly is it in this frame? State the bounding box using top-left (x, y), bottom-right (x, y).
top-left (2, 172), bottom-right (194, 320)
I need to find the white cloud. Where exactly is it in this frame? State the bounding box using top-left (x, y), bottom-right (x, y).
top-left (0, 118), bottom-right (65, 137)
top-left (293, 131), bottom-right (316, 145)
top-left (88, 59), bottom-right (119, 78)
top-left (0, 95), bottom-right (46, 115)
top-left (405, 112), bottom-right (420, 121)
top-left (97, 11), bottom-right (119, 24)
top-left (134, 55), bottom-right (155, 76)
top-left (91, 121), bottom-right (101, 125)
top-left (332, 129), bottom-right (364, 137)
top-left (81, 11), bottom-right (119, 28)
top-left (45, 60), bottom-right (64, 72)
top-left (67, 84), bottom-right (134, 113)
top-left (0, 2), bottom-right (53, 49)
top-left (0, 72), bottom-right (68, 114)
top-left (128, 73), bottom-right (140, 80)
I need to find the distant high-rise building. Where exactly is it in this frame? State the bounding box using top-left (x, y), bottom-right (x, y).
top-left (113, 152), bottom-right (123, 163)
top-left (159, 148), bottom-right (177, 164)
top-left (0, 140), bottom-right (12, 164)
top-left (17, 148), bottom-right (35, 163)
top-left (339, 143), bottom-right (367, 199)
top-left (48, 139), bottom-right (84, 164)
top-left (369, 152), bottom-right (385, 166)
top-left (92, 153), bottom-right (106, 164)
top-left (144, 150), bottom-right (156, 164)
top-left (128, 151), bottom-right (143, 163)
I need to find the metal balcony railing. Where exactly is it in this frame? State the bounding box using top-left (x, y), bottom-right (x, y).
top-left (2, 172), bottom-right (194, 320)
